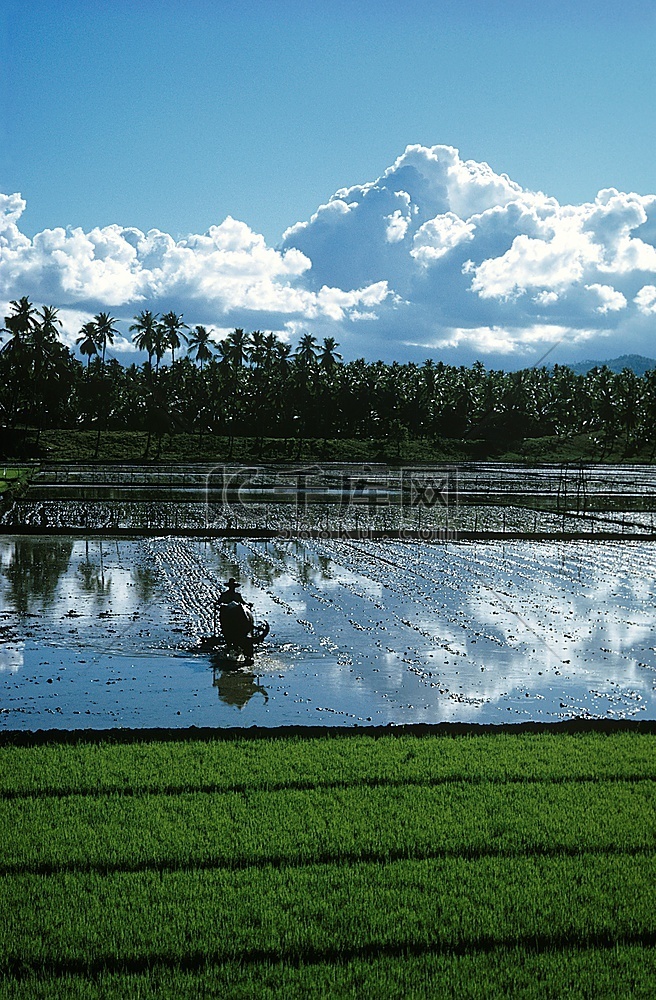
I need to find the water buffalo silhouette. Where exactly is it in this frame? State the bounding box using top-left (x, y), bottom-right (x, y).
top-left (217, 600), bottom-right (270, 660)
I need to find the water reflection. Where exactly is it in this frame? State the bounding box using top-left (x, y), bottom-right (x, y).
top-left (212, 663), bottom-right (269, 708)
top-left (2, 533), bottom-right (656, 729)
top-left (131, 565), bottom-right (158, 602)
top-left (3, 537), bottom-right (73, 614)
top-left (0, 641), bottom-right (23, 673)
top-left (77, 540), bottom-right (112, 599)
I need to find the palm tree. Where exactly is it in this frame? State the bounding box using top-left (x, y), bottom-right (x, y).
top-left (588, 366), bottom-right (620, 457)
top-left (76, 322), bottom-right (99, 368)
top-left (12, 304), bottom-right (64, 440)
top-left (31, 305), bottom-right (63, 383)
top-left (129, 310), bottom-right (159, 368)
top-left (290, 334), bottom-right (321, 457)
top-left (216, 338), bottom-right (232, 368)
top-left (79, 312), bottom-right (119, 458)
top-left (318, 336), bottom-right (342, 370)
top-left (1, 297), bottom-right (37, 372)
top-left (276, 341), bottom-right (292, 366)
top-left (186, 325), bottom-right (217, 370)
top-left (93, 312), bottom-right (120, 364)
top-left (223, 328), bottom-right (249, 369)
top-left (159, 311), bottom-right (189, 365)
top-left (2, 296), bottom-right (37, 339)
top-left (294, 333), bottom-right (319, 367)
top-left (35, 305), bottom-right (62, 343)
top-left (615, 368), bottom-right (640, 455)
top-left (248, 330), bottom-right (266, 368)
top-left (263, 332), bottom-right (281, 369)
top-left (212, 329), bottom-right (249, 454)
top-left (151, 323), bottom-right (168, 373)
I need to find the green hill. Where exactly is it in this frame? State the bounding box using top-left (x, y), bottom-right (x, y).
top-left (565, 354), bottom-right (656, 376)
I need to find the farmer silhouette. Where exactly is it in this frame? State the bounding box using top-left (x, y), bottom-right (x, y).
top-left (218, 578), bottom-right (247, 605)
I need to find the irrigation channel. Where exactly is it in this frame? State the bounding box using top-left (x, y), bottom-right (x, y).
top-left (1, 462), bottom-right (656, 729)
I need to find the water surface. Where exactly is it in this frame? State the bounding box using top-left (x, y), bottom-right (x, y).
top-left (1, 535), bottom-right (654, 729)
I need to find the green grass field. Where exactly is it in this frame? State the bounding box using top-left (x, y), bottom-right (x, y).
top-left (8, 427), bottom-right (650, 464)
top-left (1, 731), bottom-right (655, 998)
top-left (0, 467), bottom-right (30, 496)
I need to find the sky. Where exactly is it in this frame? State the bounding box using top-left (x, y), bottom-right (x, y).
top-left (1, 0), bottom-right (655, 369)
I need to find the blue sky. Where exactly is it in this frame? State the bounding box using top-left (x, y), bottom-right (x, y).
top-left (1, 0), bottom-right (655, 368)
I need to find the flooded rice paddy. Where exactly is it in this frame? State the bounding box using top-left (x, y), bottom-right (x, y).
top-left (5, 500), bottom-right (656, 536)
top-left (1, 531), bottom-right (655, 730)
top-left (7, 462), bottom-right (656, 537)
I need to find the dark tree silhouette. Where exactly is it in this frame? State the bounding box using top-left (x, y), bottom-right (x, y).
top-left (130, 310), bottom-right (159, 369)
top-left (93, 312), bottom-right (120, 364)
top-left (76, 323), bottom-right (99, 367)
top-left (160, 311), bottom-right (189, 365)
top-left (186, 325), bottom-right (217, 370)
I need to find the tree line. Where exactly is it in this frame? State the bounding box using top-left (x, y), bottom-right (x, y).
top-left (2, 296), bottom-right (656, 458)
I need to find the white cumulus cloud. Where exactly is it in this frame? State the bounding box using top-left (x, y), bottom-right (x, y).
top-left (412, 323), bottom-right (599, 355)
top-left (412, 213), bottom-right (475, 263)
top-left (3, 143), bottom-right (656, 365)
top-left (584, 283), bottom-right (627, 314)
top-left (635, 285), bottom-right (656, 315)
top-left (0, 202), bottom-right (388, 334)
top-left (470, 228), bottom-right (600, 300)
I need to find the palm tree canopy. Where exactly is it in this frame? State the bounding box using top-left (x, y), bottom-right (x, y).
top-left (223, 328), bottom-right (249, 368)
top-left (76, 322), bottom-right (100, 365)
top-left (93, 312), bottom-right (120, 361)
top-left (294, 333), bottom-right (319, 366)
top-left (2, 297), bottom-right (38, 353)
top-left (319, 337), bottom-right (342, 369)
top-left (186, 325), bottom-right (217, 368)
top-left (35, 305), bottom-right (62, 341)
top-left (129, 311), bottom-right (159, 360)
top-left (276, 342), bottom-right (292, 366)
top-left (160, 311), bottom-right (189, 362)
top-left (248, 330), bottom-right (267, 368)
top-left (263, 332), bottom-right (281, 364)
top-left (151, 323), bottom-right (168, 369)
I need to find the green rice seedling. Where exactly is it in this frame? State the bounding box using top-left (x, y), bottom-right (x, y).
top-left (2, 780), bottom-right (655, 873)
top-left (1, 731), bottom-right (654, 999)
top-left (1, 732), bottom-right (654, 798)
top-left (2, 946), bottom-right (656, 1000)
top-left (2, 855), bottom-right (655, 972)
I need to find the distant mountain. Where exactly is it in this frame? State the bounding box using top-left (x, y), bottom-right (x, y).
top-left (563, 354), bottom-right (656, 376)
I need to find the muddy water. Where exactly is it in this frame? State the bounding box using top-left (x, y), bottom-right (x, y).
top-left (1, 534), bottom-right (655, 730)
top-left (7, 500), bottom-right (656, 536)
top-left (8, 460), bottom-right (656, 535)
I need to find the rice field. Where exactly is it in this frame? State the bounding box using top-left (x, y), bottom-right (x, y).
top-left (2, 465), bottom-right (656, 995)
top-left (6, 498), bottom-right (656, 536)
top-left (1, 532), bottom-right (655, 729)
top-left (6, 461), bottom-right (656, 536)
top-left (1, 730), bottom-right (655, 998)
